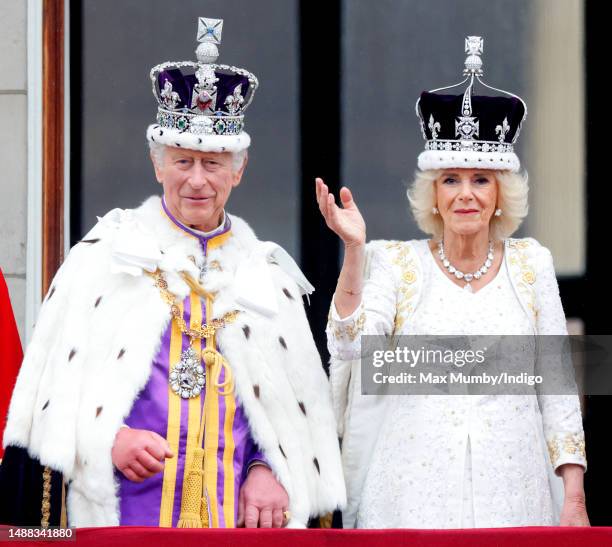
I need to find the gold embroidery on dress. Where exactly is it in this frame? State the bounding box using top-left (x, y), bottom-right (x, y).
top-left (547, 439), bottom-right (560, 466)
top-left (385, 242), bottom-right (418, 333)
top-left (507, 239), bottom-right (538, 324)
top-left (333, 311), bottom-right (366, 342)
top-left (563, 433), bottom-right (586, 457)
top-left (510, 240), bottom-right (531, 250)
top-left (547, 433), bottom-right (586, 466)
top-left (329, 242), bottom-right (418, 340)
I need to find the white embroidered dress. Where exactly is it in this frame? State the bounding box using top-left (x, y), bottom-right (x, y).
top-left (327, 238), bottom-right (586, 529)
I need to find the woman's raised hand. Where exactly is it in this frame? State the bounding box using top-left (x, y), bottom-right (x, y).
top-left (315, 178), bottom-right (366, 248)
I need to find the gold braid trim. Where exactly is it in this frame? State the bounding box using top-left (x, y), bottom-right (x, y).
top-left (41, 467), bottom-right (52, 528)
top-left (60, 478), bottom-right (67, 528)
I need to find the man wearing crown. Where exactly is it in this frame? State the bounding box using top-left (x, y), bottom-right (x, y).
top-left (0, 18), bottom-right (345, 529)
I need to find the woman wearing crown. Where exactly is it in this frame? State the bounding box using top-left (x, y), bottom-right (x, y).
top-left (318, 37), bottom-right (588, 528)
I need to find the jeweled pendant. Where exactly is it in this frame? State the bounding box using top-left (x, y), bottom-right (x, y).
top-left (464, 283), bottom-right (473, 293)
top-left (169, 347), bottom-right (206, 399)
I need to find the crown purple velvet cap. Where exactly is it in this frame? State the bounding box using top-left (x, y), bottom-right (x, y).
top-left (416, 36), bottom-right (527, 173)
top-left (156, 69), bottom-right (251, 115)
top-left (146, 17), bottom-right (258, 154)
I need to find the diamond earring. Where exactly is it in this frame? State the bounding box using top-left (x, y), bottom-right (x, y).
top-left (495, 208), bottom-right (502, 217)
top-left (432, 207), bottom-right (439, 215)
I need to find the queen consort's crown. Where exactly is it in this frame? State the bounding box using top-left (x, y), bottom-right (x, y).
top-left (415, 36), bottom-right (527, 172)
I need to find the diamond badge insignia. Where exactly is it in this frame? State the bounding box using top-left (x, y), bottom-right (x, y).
top-left (169, 347), bottom-right (206, 399)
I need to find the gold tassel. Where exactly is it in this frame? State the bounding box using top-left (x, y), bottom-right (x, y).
top-left (177, 447), bottom-right (209, 528)
top-left (202, 347), bottom-right (234, 395)
top-left (200, 491), bottom-right (211, 527)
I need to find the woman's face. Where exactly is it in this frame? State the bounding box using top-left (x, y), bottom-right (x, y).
top-left (435, 168), bottom-right (498, 238)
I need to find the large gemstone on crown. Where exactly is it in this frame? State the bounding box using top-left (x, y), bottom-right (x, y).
top-left (214, 119), bottom-right (227, 134)
top-left (176, 117), bottom-right (188, 131)
top-left (196, 91), bottom-right (214, 111)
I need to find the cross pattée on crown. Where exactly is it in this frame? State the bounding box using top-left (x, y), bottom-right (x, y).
top-left (197, 17), bottom-right (223, 45)
top-left (465, 36), bottom-right (483, 56)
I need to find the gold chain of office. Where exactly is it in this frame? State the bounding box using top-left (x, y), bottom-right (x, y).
top-left (148, 269), bottom-right (240, 340)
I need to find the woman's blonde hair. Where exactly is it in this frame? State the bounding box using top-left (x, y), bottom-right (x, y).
top-left (406, 169), bottom-right (529, 241)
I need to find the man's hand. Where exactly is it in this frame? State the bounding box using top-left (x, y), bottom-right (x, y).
top-left (111, 427), bottom-right (174, 483)
top-left (237, 465), bottom-right (289, 528)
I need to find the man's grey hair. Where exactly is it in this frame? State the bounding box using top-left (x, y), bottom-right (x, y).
top-left (148, 141), bottom-right (247, 172)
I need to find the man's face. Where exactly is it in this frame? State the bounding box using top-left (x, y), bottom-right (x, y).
top-left (153, 146), bottom-right (246, 231)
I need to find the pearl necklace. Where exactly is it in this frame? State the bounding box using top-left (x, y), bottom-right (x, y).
top-left (437, 240), bottom-right (494, 292)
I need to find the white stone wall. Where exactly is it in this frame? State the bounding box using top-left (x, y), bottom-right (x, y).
top-left (526, 0), bottom-right (585, 276)
top-left (0, 0), bottom-right (27, 342)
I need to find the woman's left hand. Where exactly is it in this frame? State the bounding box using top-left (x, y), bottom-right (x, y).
top-left (557, 463), bottom-right (589, 526)
top-left (559, 493), bottom-right (590, 526)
